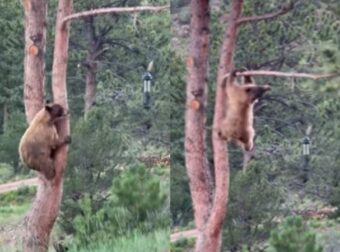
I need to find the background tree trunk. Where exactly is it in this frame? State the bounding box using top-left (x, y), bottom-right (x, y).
top-left (84, 66), bottom-right (97, 113)
top-left (2, 103), bottom-right (8, 133)
top-left (23, 0), bottom-right (72, 251)
top-left (84, 17), bottom-right (98, 114)
top-left (195, 1), bottom-right (243, 251)
top-left (185, 0), bottom-right (212, 232)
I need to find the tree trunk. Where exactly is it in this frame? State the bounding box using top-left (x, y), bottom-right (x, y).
top-left (185, 0), bottom-right (212, 231)
top-left (84, 17), bottom-right (98, 114)
top-left (23, 0), bottom-right (47, 122)
top-left (84, 67), bottom-right (97, 113)
top-left (195, 1), bottom-right (244, 251)
top-left (51, 0), bottom-right (72, 184)
top-left (23, 0), bottom-right (72, 251)
top-left (2, 103), bottom-right (8, 133)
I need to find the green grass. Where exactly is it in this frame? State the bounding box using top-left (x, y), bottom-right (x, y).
top-left (0, 203), bottom-right (31, 225)
top-left (0, 188), bottom-right (34, 225)
top-left (68, 229), bottom-right (169, 252)
top-left (0, 203), bottom-right (31, 252)
top-left (0, 189), bottom-right (33, 250)
top-left (171, 237), bottom-right (196, 252)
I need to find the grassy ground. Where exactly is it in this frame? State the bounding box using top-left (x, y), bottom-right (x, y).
top-left (0, 202), bottom-right (31, 225)
top-left (0, 203), bottom-right (31, 252)
top-left (0, 203), bottom-right (169, 252)
top-left (0, 188), bottom-right (34, 250)
top-left (68, 229), bottom-right (170, 252)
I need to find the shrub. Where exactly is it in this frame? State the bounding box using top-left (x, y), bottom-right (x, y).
top-left (70, 166), bottom-right (168, 247)
top-left (223, 160), bottom-right (282, 251)
top-left (266, 216), bottom-right (323, 252)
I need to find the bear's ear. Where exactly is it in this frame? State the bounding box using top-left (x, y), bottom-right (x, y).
top-left (243, 75), bottom-right (254, 84)
top-left (245, 87), bottom-right (255, 94)
top-left (245, 86), bottom-right (270, 102)
top-left (45, 105), bottom-right (53, 113)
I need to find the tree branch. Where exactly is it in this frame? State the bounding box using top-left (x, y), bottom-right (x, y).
top-left (223, 70), bottom-right (339, 80)
top-left (63, 5), bottom-right (169, 24)
top-left (237, 1), bottom-right (294, 25)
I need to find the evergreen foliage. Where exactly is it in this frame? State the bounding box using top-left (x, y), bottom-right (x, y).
top-left (69, 166), bottom-right (168, 247)
top-left (266, 217), bottom-right (323, 252)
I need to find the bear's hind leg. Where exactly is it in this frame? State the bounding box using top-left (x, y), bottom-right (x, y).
top-left (36, 158), bottom-right (55, 180)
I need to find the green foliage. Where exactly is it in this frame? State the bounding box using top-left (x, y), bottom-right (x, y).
top-left (0, 202), bottom-right (31, 226)
top-left (266, 216), bottom-right (323, 252)
top-left (170, 53), bottom-right (190, 226)
top-left (0, 0), bottom-right (25, 177)
top-left (0, 186), bottom-right (36, 205)
top-left (108, 167), bottom-right (168, 223)
top-left (0, 111), bottom-right (26, 173)
top-left (223, 162), bottom-right (282, 251)
top-left (68, 229), bottom-right (169, 252)
top-left (0, 163), bottom-right (13, 183)
top-left (171, 237), bottom-right (196, 252)
top-left (68, 166), bottom-right (168, 247)
top-left (0, 0), bottom-right (24, 107)
top-left (0, 187), bottom-right (35, 226)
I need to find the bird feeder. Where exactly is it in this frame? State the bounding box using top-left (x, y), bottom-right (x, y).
top-left (142, 71), bottom-right (153, 109)
top-left (302, 136), bottom-right (310, 156)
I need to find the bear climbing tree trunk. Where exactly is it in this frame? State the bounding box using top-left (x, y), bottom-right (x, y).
top-left (21, 3), bottom-right (167, 251)
top-left (22, 0), bottom-right (72, 251)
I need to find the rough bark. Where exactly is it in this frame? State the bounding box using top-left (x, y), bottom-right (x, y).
top-left (51, 0), bottom-right (72, 182)
top-left (23, 0), bottom-right (72, 251)
top-left (195, 1), bottom-right (243, 251)
top-left (23, 0), bottom-right (47, 122)
top-left (185, 0), bottom-right (212, 231)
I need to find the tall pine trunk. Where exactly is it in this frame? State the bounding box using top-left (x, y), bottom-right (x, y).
top-left (23, 0), bottom-right (72, 251)
top-left (196, 1), bottom-right (243, 251)
top-left (184, 0), bottom-right (212, 232)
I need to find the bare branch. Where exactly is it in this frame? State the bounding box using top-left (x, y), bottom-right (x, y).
top-left (223, 70), bottom-right (339, 80)
top-left (237, 1), bottom-right (294, 25)
top-left (63, 5), bottom-right (169, 24)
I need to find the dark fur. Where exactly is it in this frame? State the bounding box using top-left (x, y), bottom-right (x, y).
top-left (219, 69), bottom-right (270, 151)
top-left (19, 104), bottom-right (70, 179)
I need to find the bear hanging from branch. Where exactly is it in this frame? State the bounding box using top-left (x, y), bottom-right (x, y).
top-left (218, 68), bottom-right (270, 151)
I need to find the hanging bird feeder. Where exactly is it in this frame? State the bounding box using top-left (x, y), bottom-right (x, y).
top-left (302, 136), bottom-right (311, 156)
top-left (142, 71), bottom-right (153, 110)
